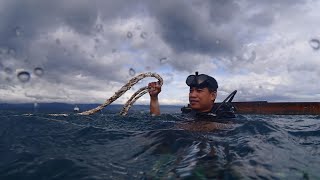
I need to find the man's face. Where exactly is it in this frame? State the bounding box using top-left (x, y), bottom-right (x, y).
top-left (189, 87), bottom-right (216, 112)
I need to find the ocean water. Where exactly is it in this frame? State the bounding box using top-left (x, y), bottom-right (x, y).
top-left (0, 107), bottom-right (320, 180)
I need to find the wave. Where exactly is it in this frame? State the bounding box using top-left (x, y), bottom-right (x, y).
top-left (0, 113), bottom-right (320, 179)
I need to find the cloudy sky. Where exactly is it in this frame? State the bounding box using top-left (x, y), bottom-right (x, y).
top-left (0, 0), bottom-right (320, 106)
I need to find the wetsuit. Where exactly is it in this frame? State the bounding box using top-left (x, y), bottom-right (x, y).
top-left (181, 102), bottom-right (236, 121)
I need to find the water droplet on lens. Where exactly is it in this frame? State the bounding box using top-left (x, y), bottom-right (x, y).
top-left (140, 32), bottom-right (147, 39)
top-left (73, 44), bottom-right (79, 50)
top-left (14, 26), bottom-right (22, 36)
top-left (94, 38), bottom-right (100, 43)
top-left (56, 38), bottom-right (61, 45)
top-left (244, 51), bottom-right (256, 62)
top-left (136, 25), bottom-right (142, 30)
top-left (127, 31), bottom-right (133, 38)
top-left (5, 77), bottom-right (12, 82)
top-left (8, 48), bottom-right (16, 56)
top-left (34, 67), bottom-right (44, 77)
top-left (129, 68), bottom-right (136, 76)
top-left (17, 71), bottom-right (31, 83)
top-left (160, 57), bottom-right (168, 64)
top-left (4, 67), bottom-right (13, 74)
top-left (145, 66), bottom-right (152, 71)
top-left (0, 47), bottom-right (7, 54)
top-left (95, 24), bottom-right (104, 33)
top-left (309, 39), bottom-right (320, 50)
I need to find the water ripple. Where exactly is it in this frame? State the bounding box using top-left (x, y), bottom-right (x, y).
top-left (0, 113), bottom-right (320, 179)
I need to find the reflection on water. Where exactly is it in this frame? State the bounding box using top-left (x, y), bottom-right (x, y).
top-left (0, 112), bottom-right (319, 179)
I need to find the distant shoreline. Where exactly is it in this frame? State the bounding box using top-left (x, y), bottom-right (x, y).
top-left (1, 102), bottom-right (319, 115)
top-left (0, 103), bottom-right (182, 114)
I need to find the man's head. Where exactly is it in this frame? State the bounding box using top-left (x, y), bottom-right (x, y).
top-left (186, 72), bottom-right (218, 112)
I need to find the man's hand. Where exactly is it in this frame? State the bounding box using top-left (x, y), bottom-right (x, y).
top-left (148, 81), bottom-right (161, 115)
top-left (148, 81), bottom-right (161, 98)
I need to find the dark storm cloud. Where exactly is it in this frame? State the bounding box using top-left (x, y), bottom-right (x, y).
top-left (207, 0), bottom-right (240, 25)
top-left (287, 63), bottom-right (318, 73)
top-left (248, 11), bottom-right (275, 26)
top-left (0, 1), bottom-right (63, 43)
top-left (0, 0), bottom-right (307, 70)
top-left (0, 0), bottom-right (136, 51)
top-left (0, 0), bottom-right (134, 83)
top-left (0, 0), bottom-right (127, 39)
top-left (146, 0), bottom-right (236, 56)
top-left (0, 0), bottom-right (316, 103)
top-left (145, 0), bottom-right (307, 58)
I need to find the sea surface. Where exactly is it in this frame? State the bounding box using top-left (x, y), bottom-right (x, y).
top-left (0, 106), bottom-right (320, 179)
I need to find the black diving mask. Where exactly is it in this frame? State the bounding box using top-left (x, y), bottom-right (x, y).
top-left (186, 72), bottom-right (218, 90)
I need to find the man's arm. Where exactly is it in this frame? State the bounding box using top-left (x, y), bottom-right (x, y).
top-left (148, 82), bottom-right (161, 115)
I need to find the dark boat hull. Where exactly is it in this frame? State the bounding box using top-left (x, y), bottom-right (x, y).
top-left (221, 101), bottom-right (320, 115)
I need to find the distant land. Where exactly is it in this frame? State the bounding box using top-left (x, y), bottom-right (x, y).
top-left (2, 102), bottom-right (320, 115)
top-left (0, 103), bottom-right (182, 114)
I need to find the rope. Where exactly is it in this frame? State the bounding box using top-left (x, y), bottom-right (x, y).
top-left (78, 72), bottom-right (163, 116)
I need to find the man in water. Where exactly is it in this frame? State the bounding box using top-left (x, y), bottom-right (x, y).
top-left (148, 72), bottom-right (219, 116)
top-left (148, 72), bottom-right (236, 131)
